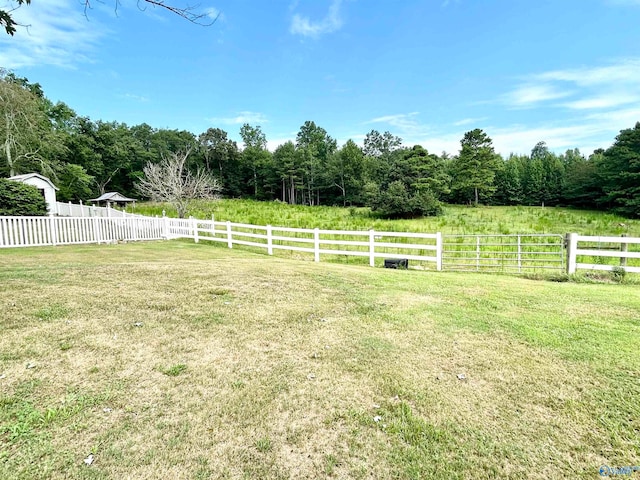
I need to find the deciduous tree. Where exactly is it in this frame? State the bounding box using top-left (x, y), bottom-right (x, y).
top-left (136, 149), bottom-right (221, 218)
top-left (0, 70), bottom-right (50, 177)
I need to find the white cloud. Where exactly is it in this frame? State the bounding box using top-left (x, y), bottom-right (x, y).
top-left (502, 84), bottom-right (572, 108)
top-left (536, 58), bottom-right (640, 87)
top-left (120, 93), bottom-right (150, 103)
top-left (266, 136), bottom-right (295, 152)
top-left (490, 58), bottom-right (640, 154)
top-left (205, 7), bottom-right (223, 21)
top-left (365, 112), bottom-right (433, 138)
top-left (0, 0), bottom-right (108, 69)
top-left (290, 0), bottom-right (344, 38)
top-left (207, 111), bottom-right (268, 125)
top-left (563, 93), bottom-right (640, 110)
top-left (453, 117), bottom-right (488, 126)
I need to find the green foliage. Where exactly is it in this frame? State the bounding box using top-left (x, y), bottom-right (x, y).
top-left (369, 181), bottom-right (442, 219)
top-left (1, 68), bottom-right (639, 219)
top-left (55, 163), bottom-right (94, 202)
top-left (162, 364), bottom-right (188, 377)
top-left (0, 179), bottom-right (47, 216)
top-left (610, 266), bottom-right (627, 283)
top-left (598, 122), bottom-right (640, 217)
top-left (1, 0), bottom-right (30, 36)
top-left (450, 129), bottom-right (500, 206)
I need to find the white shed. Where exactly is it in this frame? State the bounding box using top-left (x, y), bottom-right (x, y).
top-left (9, 173), bottom-right (59, 215)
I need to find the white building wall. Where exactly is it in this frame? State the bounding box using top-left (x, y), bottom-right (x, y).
top-left (19, 177), bottom-right (58, 215)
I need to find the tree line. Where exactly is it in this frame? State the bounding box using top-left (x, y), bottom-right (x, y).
top-left (1, 70), bottom-right (639, 218)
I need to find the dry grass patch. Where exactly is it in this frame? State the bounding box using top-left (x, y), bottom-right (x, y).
top-left (1, 242), bottom-right (639, 479)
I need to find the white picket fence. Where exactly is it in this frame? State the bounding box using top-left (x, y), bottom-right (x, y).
top-left (55, 201), bottom-right (142, 218)
top-left (1, 215), bottom-right (639, 275)
top-left (0, 216), bottom-right (164, 247)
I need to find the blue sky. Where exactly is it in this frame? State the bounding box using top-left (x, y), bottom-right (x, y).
top-left (2, 0), bottom-right (640, 156)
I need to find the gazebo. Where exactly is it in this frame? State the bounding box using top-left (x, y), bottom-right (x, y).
top-left (88, 192), bottom-right (136, 208)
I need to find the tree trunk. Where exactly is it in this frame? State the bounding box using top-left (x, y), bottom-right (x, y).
top-left (5, 140), bottom-right (14, 177)
top-left (474, 187), bottom-right (479, 206)
top-left (5, 116), bottom-right (14, 176)
top-left (253, 169), bottom-right (258, 197)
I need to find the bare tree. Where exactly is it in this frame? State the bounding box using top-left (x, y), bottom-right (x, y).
top-left (2, 0), bottom-right (219, 36)
top-left (136, 149), bottom-right (221, 218)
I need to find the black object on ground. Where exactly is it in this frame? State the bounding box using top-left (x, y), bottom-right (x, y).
top-left (384, 258), bottom-right (408, 269)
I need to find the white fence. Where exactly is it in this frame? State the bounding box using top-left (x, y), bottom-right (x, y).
top-left (566, 233), bottom-right (640, 274)
top-left (2, 215), bottom-right (640, 276)
top-left (167, 218), bottom-right (443, 270)
top-left (0, 216), bottom-right (164, 248)
top-left (442, 234), bottom-right (564, 273)
top-left (55, 201), bottom-right (141, 218)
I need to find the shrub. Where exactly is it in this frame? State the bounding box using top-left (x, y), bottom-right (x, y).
top-left (0, 179), bottom-right (48, 216)
top-left (610, 266), bottom-right (627, 283)
top-left (369, 181), bottom-right (442, 219)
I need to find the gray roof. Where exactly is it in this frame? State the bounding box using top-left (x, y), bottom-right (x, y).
top-left (9, 173), bottom-right (59, 190)
top-left (89, 192), bottom-right (136, 202)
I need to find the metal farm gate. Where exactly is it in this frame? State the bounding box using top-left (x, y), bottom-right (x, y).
top-left (442, 234), bottom-right (565, 273)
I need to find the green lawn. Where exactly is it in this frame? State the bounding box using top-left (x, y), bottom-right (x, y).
top-left (1, 241), bottom-right (639, 479)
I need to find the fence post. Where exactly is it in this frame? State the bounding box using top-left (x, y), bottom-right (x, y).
top-left (79, 200), bottom-right (84, 217)
top-left (107, 202), bottom-right (112, 218)
top-left (226, 221), bottom-right (233, 248)
top-left (314, 228), bottom-right (320, 262)
top-left (436, 232), bottom-right (442, 271)
top-left (566, 233), bottom-right (578, 274)
top-left (93, 216), bottom-right (100, 244)
top-left (620, 234), bottom-right (628, 267)
top-left (50, 215), bottom-right (58, 246)
top-left (191, 216), bottom-right (199, 243)
top-left (476, 236), bottom-right (480, 271)
top-left (162, 214), bottom-right (169, 240)
top-left (369, 229), bottom-right (375, 267)
top-left (517, 235), bottom-right (522, 273)
top-left (267, 225), bottom-right (273, 255)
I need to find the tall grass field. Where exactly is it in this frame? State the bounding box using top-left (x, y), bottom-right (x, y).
top-left (132, 199), bottom-right (640, 236)
top-left (131, 200), bottom-right (640, 275)
top-left (1, 242), bottom-right (639, 478)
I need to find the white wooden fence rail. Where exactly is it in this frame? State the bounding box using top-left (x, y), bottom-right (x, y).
top-left (3, 215), bottom-right (640, 275)
top-left (165, 218), bottom-right (442, 270)
top-left (566, 233), bottom-right (640, 274)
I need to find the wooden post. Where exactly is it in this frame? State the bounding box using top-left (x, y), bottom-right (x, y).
top-left (226, 221), bottom-right (233, 248)
top-left (93, 216), bottom-right (100, 244)
top-left (50, 215), bottom-right (57, 246)
top-left (191, 216), bottom-right (198, 243)
top-left (162, 214), bottom-right (169, 240)
top-left (267, 225), bottom-right (273, 255)
top-left (314, 228), bottom-right (320, 262)
top-left (620, 234), bottom-right (628, 267)
top-left (476, 236), bottom-right (480, 271)
top-left (566, 233), bottom-right (578, 274)
top-left (369, 229), bottom-right (375, 267)
top-left (436, 232), bottom-right (442, 271)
